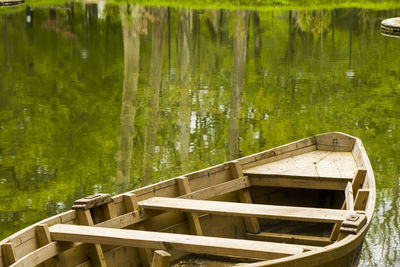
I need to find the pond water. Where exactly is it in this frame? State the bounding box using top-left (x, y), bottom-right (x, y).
top-left (1, 2), bottom-right (400, 265)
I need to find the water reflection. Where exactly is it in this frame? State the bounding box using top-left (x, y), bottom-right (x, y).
top-left (117, 4), bottom-right (143, 188)
top-left (0, 4), bottom-right (400, 266)
top-left (228, 10), bottom-right (249, 160)
top-left (143, 7), bottom-right (167, 185)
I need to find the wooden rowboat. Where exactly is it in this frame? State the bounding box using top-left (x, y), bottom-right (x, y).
top-left (0, 132), bottom-right (375, 267)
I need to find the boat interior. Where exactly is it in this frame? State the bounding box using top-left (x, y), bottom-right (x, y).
top-left (0, 133), bottom-right (374, 267)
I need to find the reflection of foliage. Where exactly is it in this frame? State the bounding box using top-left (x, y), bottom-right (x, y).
top-left (119, 4), bottom-right (151, 35)
top-left (1, 5), bottom-right (400, 267)
top-left (294, 10), bottom-right (331, 40)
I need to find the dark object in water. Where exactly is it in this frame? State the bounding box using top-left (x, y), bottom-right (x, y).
top-left (381, 17), bottom-right (400, 36)
top-left (0, 0), bottom-right (24, 7)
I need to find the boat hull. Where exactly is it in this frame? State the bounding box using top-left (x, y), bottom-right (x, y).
top-left (0, 132), bottom-right (375, 267)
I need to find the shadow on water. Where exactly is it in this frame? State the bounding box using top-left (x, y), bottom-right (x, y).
top-left (0, 3), bottom-right (400, 265)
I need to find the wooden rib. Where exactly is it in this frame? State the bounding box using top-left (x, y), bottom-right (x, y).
top-left (151, 250), bottom-right (171, 267)
top-left (8, 242), bottom-right (59, 267)
top-left (352, 169), bottom-right (367, 195)
top-left (176, 177), bottom-right (203, 236)
top-left (49, 224), bottom-right (305, 260)
top-left (76, 209), bottom-right (106, 267)
top-left (246, 173), bottom-right (352, 191)
top-left (139, 197), bottom-right (352, 223)
top-left (228, 161), bottom-right (260, 234)
top-left (35, 225), bottom-right (58, 267)
top-left (123, 193), bottom-right (152, 266)
top-left (246, 232), bottom-right (333, 247)
top-left (345, 182), bottom-right (354, 211)
top-left (354, 189), bottom-right (370, 211)
top-left (330, 169), bottom-right (367, 241)
top-left (1, 243), bottom-right (16, 266)
top-left (178, 176), bottom-right (250, 200)
top-left (103, 202), bottom-right (117, 220)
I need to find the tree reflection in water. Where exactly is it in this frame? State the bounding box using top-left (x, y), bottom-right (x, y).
top-left (0, 4), bottom-right (399, 266)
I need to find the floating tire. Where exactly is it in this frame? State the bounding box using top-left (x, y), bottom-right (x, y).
top-left (381, 17), bottom-right (400, 36)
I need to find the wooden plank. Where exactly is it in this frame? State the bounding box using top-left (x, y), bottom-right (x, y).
top-left (243, 145), bottom-right (317, 170)
top-left (76, 210), bottom-right (106, 267)
top-left (316, 144), bottom-right (353, 152)
top-left (123, 193), bottom-right (152, 266)
top-left (345, 182), bottom-right (354, 211)
top-left (246, 232), bottom-right (333, 247)
top-left (228, 161), bottom-right (243, 180)
top-left (151, 250), bottom-right (170, 267)
top-left (315, 132), bottom-right (355, 150)
top-left (176, 177), bottom-right (203, 236)
top-left (178, 176), bottom-right (250, 200)
top-left (354, 189), bottom-right (370, 211)
top-left (123, 193), bottom-right (139, 212)
top-left (35, 225), bottom-right (58, 267)
top-left (240, 136), bottom-right (316, 167)
top-left (8, 242), bottom-right (60, 267)
top-left (352, 169), bottom-right (367, 194)
top-left (103, 203), bottom-right (117, 220)
top-left (1, 243), bottom-right (16, 266)
top-left (49, 224), bottom-right (305, 260)
top-left (228, 161), bottom-right (260, 234)
top-left (72, 194), bottom-right (112, 210)
top-left (13, 237), bottom-right (39, 261)
top-left (238, 189), bottom-right (260, 233)
top-left (139, 197), bottom-right (352, 223)
top-left (247, 173), bottom-right (352, 191)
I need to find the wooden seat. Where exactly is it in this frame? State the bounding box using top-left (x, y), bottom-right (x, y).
top-left (48, 224), bottom-right (317, 261)
top-left (244, 173), bottom-right (353, 191)
top-left (138, 197), bottom-right (353, 224)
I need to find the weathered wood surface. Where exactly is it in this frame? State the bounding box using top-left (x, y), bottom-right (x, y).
top-left (228, 161), bottom-right (260, 233)
top-left (8, 242), bottom-right (59, 267)
top-left (345, 182), bottom-right (354, 211)
top-left (151, 250), bottom-right (170, 267)
top-left (330, 169), bottom-right (367, 240)
top-left (72, 194), bottom-right (113, 210)
top-left (1, 243), bottom-right (16, 266)
top-left (75, 209), bottom-right (106, 267)
top-left (178, 176), bottom-right (250, 200)
top-left (315, 132), bottom-right (355, 151)
top-left (246, 232), bottom-right (333, 247)
top-left (354, 189), bottom-right (370, 211)
top-left (35, 225), bottom-right (57, 267)
top-left (48, 224), bottom-right (310, 260)
top-left (246, 173), bottom-right (352, 190)
top-left (176, 177), bottom-right (203, 236)
top-left (122, 193), bottom-right (152, 266)
top-left (139, 197), bottom-right (352, 223)
top-left (244, 151), bottom-right (357, 180)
